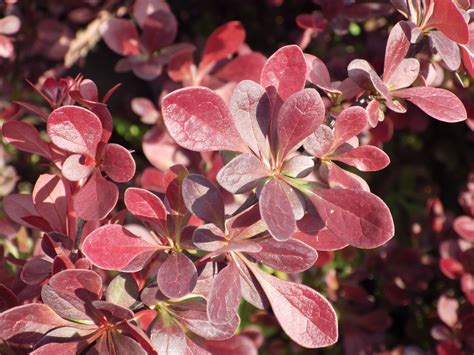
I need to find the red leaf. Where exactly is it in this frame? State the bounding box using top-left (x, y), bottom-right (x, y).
top-left (276, 88), bottom-right (325, 159)
top-left (100, 18), bottom-right (140, 56)
top-left (326, 163), bottom-right (370, 191)
top-left (229, 80), bottom-right (271, 158)
top-left (150, 316), bottom-right (186, 355)
top-left (82, 224), bottom-right (159, 271)
top-left (2, 121), bottom-right (51, 159)
top-left (253, 238), bottom-right (317, 273)
top-left (47, 105), bottom-right (102, 156)
top-left (102, 143), bottom-right (136, 183)
top-left (260, 45), bottom-right (307, 103)
top-left (73, 171), bottom-right (119, 221)
top-left (332, 106), bottom-right (368, 149)
top-left (453, 216), bottom-right (474, 242)
top-left (157, 253), bottom-right (198, 299)
top-left (294, 228), bottom-right (348, 252)
top-left (250, 266), bottom-right (338, 348)
top-left (426, 0), bottom-right (469, 44)
top-left (205, 335), bottom-right (258, 355)
top-left (182, 174), bottom-right (225, 230)
top-left (0, 304), bottom-right (70, 347)
top-left (4, 194), bottom-right (52, 231)
top-left (217, 153), bottom-right (269, 194)
top-left (309, 188), bottom-right (394, 249)
top-left (259, 179), bottom-right (296, 241)
top-left (125, 187), bottom-right (168, 232)
top-left (334, 145), bottom-right (390, 172)
top-left (207, 261), bottom-right (241, 325)
top-left (41, 269), bottom-right (102, 322)
top-left (162, 87), bottom-right (248, 152)
top-left (383, 21), bottom-right (412, 84)
top-left (394, 86), bottom-right (467, 122)
top-left (32, 174), bottom-right (69, 234)
top-left (215, 52), bottom-right (267, 83)
top-left (200, 21), bottom-right (246, 68)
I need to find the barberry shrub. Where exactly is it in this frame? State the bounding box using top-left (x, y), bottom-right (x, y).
top-left (0, 0), bottom-right (471, 354)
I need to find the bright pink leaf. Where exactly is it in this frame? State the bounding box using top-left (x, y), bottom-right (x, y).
top-left (102, 143), bottom-right (136, 183)
top-left (47, 105), bottom-right (102, 156)
top-left (453, 216), bottom-right (474, 242)
top-left (259, 179), bottom-right (296, 241)
top-left (276, 88), bottom-right (325, 159)
top-left (2, 121), bottom-right (51, 159)
top-left (250, 266), bottom-right (338, 348)
top-left (162, 87), bottom-right (248, 152)
top-left (82, 224), bottom-right (159, 271)
top-left (157, 253), bottom-right (198, 299)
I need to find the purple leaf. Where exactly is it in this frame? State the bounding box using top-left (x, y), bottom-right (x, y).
top-left (2, 121), bottom-right (51, 159)
top-left (309, 188), bottom-right (394, 249)
top-left (217, 153), bottom-right (269, 194)
top-left (193, 224), bottom-right (227, 251)
top-left (20, 258), bottom-right (51, 285)
top-left (276, 88), bottom-right (325, 159)
top-left (102, 143), bottom-right (136, 183)
top-left (124, 187), bottom-right (168, 233)
top-left (141, 9), bottom-right (177, 52)
top-left (259, 179), bottom-right (296, 241)
top-left (250, 266), bottom-right (338, 348)
top-left (162, 87), bottom-right (248, 152)
top-left (394, 86), bottom-right (467, 122)
top-left (47, 105), bottom-right (102, 156)
top-left (182, 174), bottom-right (225, 230)
top-left (100, 18), bottom-right (140, 56)
top-left (150, 316), bottom-right (186, 355)
top-left (82, 224), bottom-right (160, 271)
top-left (73, 171), bottom-right (119, 221)
top-left (4, 194), bottom-right (52, 231)
top-left (157, 253), bottom-right (198, 299)
top-left (253, 238), bottom-right (317, 273)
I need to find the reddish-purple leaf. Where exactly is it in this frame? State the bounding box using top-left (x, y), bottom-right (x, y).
top-left (73, 171), bottom-right (119, 221)
top-left (2, 121), bottom-right (51, 159)
top-left (250, 266), bottom-right (338, 348)
top-left (334, 145), bottom-right (390, 172)
top-left (32, 174), bottom-right (69, 234)
top-left (304, 125), bottom-right (334, 158)
top-left (207, 261), bottom-right (241, 325)
top-left (259, 179), bottom-right (296, 241)
top-left (253, 238), bottom-right (317, 273)
top-left (295, 228), bottom-right (348, 251)
top-left (47, 105), bottom-right (102, 156)
top-left (100, 18), bottom-right (140, 56)
top-left (229, 80), bottom-right (271, 158)
top-left (157, 253), bottom-right (198, 299)
top-left (281, 155), bottom-right (314, 178)
top-left (217, 153), bottom-right (269, 194)
top-left (384, 58), bottom-right (420, 91)
top-left (200, 21), bottom-right (245, 68)
top-left (260, 45), bottom-right (307, 102)
top-left (276, 88), bottom-right (325, 159)
top-left (82, 224), bottom-right (159, 271)
top-left (383, 21), bottom-right (411, 84)
top-left (95, 331), bottom-right (146, 355)
top-left (162, 87), bottom-right (248, 152)
top-left (20, 258), bottom-right (51, 285)
top-left (193, 224), bottom-right (227, 251)
top-left (141, 9), bottom-right (177, 52)
top-left (426, 0), bottom-right (469, 44)
top-left (183, 174), bottom-right (225, 230)
top-left (125, 187), bottom-right (168, 232)
top-left (234, 257), bottom-right (269, 310)
top-left (150, 316), bottom-right (186, 355)
top-left (309, 188), bottom-right (394, 249)
top-left (326, 163), bottom-right (370, 191)
top-left (0, 304), bottom-right (70, 346)
top-left (205, 335), bottom-right (258, 355)
top-left (62, 154), bottom-right (95, 181)
top-left (0, 285), bottom-right (18, 312)
top-left (4, 194), bottom-right (52, 231)
top-left (41, 269), bottom-right (102, 322)
top-left (394, 87), bottom-right (467, 122)
top-left (102, 143), bottom-right (136, 183)
top-left (215, 52), bottom-right (267, 83)
top-left (305, 53), bottom-right (331, 89)
top-left (430, 31), bottom-right (461, 71)
top-left (332, 107), bottom-right (368, 149)
top-left (453, 216), bottom-right (474, 242)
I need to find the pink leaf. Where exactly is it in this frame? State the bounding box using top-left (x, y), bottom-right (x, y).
top-left (217, 153), bottom-right (269, 194)
top-left (437, 294), bottom-right (459, 328)
top-left (332, 106), bottom-right (368, 149)
top-left (157, 253), bottom-right (198, 299)
top-left (295, 228), bottom-right (348, 252)
top-left (207, 261), bottom-right (241, 325)
top-left (82, 224), bottom-right (159, 271)
top-left (304, 125), bottom-right (334, 157)
top-left (309, 188), bottom-right (394, 249)
top-left (383, 21), bottom-right (412, 84)
top-left (205, 335), bottom-right (258, 355)
top-left (326, 163), bottom-right (370, 191)
top-left (200, 21), bottom-right (246, 68)
top-left (281, 155), bottom-right (314, 178)
top-left (384, 58), bottom-right (420, 91)
top-left (260, 45), bottom-right (307, 103)
top-left (47, 105), bottom-right (102, 156)
top-left (182, 174), bottom-right (225, 230)
top-left (305, 53), bottom-right (331, 89)
top-left (62, 154), bottom-right (95, 181)
top-left (124, 187), bottom-right (168, 232)
top-left (215, 52), bottom-right (267, 83)
top-left (250, 266), bottom-right (338, 348)
top-left (259, 179), bottom-right (296, 241)
top-left (162, 87), bottom-right (248, 152)
top-left (333, 145), bottom-right (390, 172)
top-left (102, 143), bottom-right (136, 183)
top-left (276, 88), bottom-right (325, 159)
top-left (453, 216), bottom-right (474, 242)
top-left (430, 31), bottom-right (461, 71)
top-left (394, 86), bottom-right (467, 122)
top-left (2, 121), bottom-right (51, 159)
top-left (253, 238), bottom-right (317, 273)
top-left (0, 304), bottom-right (70, 346)
top-left (73, 172), bottom-right (119, 221)
top-left (100, 18), bottom-right (140, 56)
